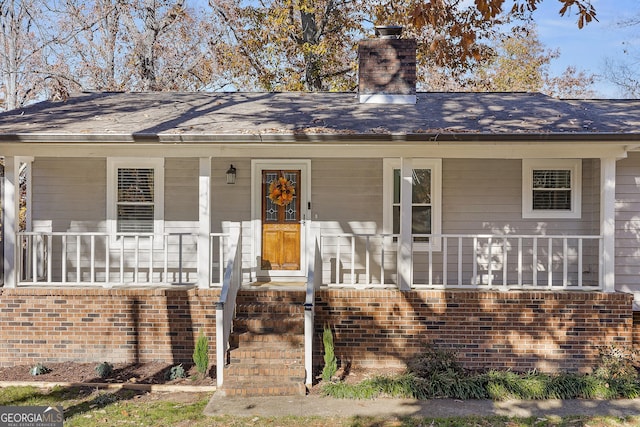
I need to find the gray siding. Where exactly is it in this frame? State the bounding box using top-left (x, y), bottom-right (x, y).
top-left (165, 158), bottom-right (198, 223)
top-left (211, 158), bottom-right (251, 231)
top-left (26, 155), bottom-right (607, 287)
top-left (33, 158), bottom-right (107, 232)
top-left (615, 152), bottom-right (640, 292)
top-left (312, 158), bottom-right (381, 234)
top-left (442, 158), bottom-right (599, 235)
top-left (30, 157), bottom-right (204, 283)
top-left (316, 157), bottom-right (601, 286)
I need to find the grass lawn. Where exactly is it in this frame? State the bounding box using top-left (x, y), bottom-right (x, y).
top-left (2, 385), bottom-right (640, 427)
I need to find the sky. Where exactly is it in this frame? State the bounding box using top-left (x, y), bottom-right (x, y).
top-left (534, 0), bottom-right (640, 98)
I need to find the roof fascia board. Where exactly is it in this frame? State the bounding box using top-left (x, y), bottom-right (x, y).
top-left (0, 141), bottom-right (629, 160)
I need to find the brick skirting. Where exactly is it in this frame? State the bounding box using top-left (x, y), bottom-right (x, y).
top-left (0, 287), bottom-right (220, 367)
top-left (314, 290), bottom-right (635, 373)
top-left (0, 288), bottom-right (636, 373)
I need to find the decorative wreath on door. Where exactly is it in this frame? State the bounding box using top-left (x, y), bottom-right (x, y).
top-left (268, 176), bottom-right (295, 206)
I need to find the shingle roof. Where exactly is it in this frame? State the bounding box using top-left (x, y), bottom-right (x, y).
top-left (0, 91), bottom-right (639, 141)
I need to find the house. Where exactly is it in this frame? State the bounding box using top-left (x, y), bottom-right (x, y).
top-left (1, 33), bottom-right (639, 396)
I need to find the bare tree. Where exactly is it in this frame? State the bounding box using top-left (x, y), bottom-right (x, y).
top-left (57, 0), bottom-right (222, 92)
top-left (0, 0), bottom-right (73, 110)
top-left (59, 0), bottom-right (124, 91)
top-left (601, 13), bottom-right (640, 99)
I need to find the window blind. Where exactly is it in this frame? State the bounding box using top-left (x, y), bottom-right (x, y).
top-left (532, 170), bottom-right (571, 210)
top-left (117, 168), bottom-right (154, 232)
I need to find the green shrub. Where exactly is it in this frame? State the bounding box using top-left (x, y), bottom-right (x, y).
top-left (321, 324), bottom-right (337, 382)
top-left (193, 331), bottom-right (209, 377)
top-left (165, 364), bottom-right (187, 381)
top-left (321, 342), bottom-right (640, 401)
top-left (95, 362), bottom-right (114, 379)
top-left (29, 363), bottom-right (51, 376)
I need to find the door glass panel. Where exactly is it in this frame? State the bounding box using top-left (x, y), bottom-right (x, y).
top-left (284, 171), bottom-right (298, 222)
top-left (264, 172), bottom-right (279, 222)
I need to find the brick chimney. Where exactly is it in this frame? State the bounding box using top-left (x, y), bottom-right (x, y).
top-left (358, 26), bottom-right (417, 104)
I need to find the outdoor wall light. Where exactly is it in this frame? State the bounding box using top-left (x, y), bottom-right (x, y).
top-left (226, 164), bottom-right (237, 184)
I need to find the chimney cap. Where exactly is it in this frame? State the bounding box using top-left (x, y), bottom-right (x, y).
top-left (374, 25), bottom-right (403, 39)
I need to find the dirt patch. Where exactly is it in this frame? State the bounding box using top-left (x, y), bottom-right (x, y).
top-left (0, 361), bottom-right (215, 387)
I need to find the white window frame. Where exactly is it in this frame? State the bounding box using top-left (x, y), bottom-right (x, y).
top-left (522, 159), bottom-right (582, 219)
top-left (107, 158), bottom-right (165, 237)
top-left (383, 158), bottom-right (442, 251)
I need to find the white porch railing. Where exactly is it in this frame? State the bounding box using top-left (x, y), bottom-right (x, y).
top-left (320, 233), bottom-right (603, 290)
top-left (16, 231), bottom-right (230, 286)
top-left (215, 224), bottom-right (242, 388)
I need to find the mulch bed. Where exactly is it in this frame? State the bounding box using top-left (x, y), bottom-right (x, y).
top-left (0, 361), bottom-right (215, 386)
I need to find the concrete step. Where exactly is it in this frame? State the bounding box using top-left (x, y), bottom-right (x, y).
top-left (219, 380), bottom-right (307, 397)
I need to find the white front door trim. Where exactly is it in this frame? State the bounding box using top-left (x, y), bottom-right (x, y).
top-left (251, 159), bottom-right (311, 279)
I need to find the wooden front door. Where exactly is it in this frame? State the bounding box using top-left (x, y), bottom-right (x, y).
top-left (261, 170), bottom-right (301, 270)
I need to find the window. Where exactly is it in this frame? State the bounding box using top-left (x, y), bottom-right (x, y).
top-left (383, 159), bottom-right (442, 249)
top-left (107, 158), bottom-right (164, 235)
top-left (522, 159), bottom-right (581, 219)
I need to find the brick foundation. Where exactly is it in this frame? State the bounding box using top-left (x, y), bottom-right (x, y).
top-left (314, 290), bottom-right (634, 373)
top-left (0, 287), bottom-right (220, 367)
top-left (0, 287), bottom-right (636, 374)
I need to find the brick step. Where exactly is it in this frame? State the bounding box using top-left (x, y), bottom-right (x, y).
top-left (219, 380), bottom-right (307, 397)
top-left (224, 362), bottom-right (305, 379)
top-left (235, 303), bottom-right (304, 316)
top-left (223, 290), bottom-right (306, 397)
top-left (232, 331), bottom-right (305, 346)
top-left (229, 347), bottom-right (304, 362)
top-left (236, 291), bottom-right (306, 305)
top-left (233, 317), bottom-right (304, 334)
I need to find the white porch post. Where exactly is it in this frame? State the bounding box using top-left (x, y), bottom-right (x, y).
top-left (398, 158), bottom-right (413, 291)
top-left (600, 157), bottom-right (616, 293)
top-left (197, 157), bottom-right (212, 288)
top-left (3, 156), bottom-right (18, 288)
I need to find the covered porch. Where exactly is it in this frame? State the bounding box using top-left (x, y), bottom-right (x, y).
top-left (0, 138), bottom-right (630, 391)
top-left (1, 151), bottom-right (622, 293)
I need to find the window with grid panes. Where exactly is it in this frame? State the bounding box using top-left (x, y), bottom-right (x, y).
top-left (384, 159), bottom-right (442, 250)
top-left (522, 159), bottom-right (581, 219)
